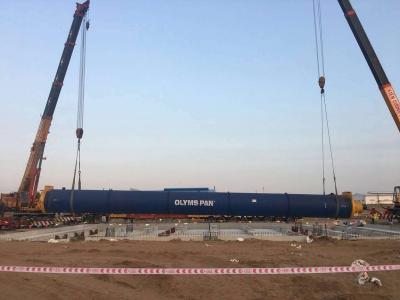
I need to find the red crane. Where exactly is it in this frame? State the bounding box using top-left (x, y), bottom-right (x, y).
top-left (338, 0), bottom-right (400, 219)
top-left (1, 1), bottom-right (90, 211)
top-left (338, 0), bottom-right (400, 132)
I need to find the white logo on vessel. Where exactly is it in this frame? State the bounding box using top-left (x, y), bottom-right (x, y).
top-left (174, 199), bottom-right (215, 207)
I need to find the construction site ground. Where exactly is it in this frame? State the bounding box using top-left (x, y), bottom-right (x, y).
top-left (0, 238), bottom-right (399, 300)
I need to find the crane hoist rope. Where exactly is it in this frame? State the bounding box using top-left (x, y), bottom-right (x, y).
top-left (312, 0), bottom-right (338, 196)
top-left (71, 13), bottom-right (89, 212)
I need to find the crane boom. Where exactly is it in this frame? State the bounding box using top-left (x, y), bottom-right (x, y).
top-left (17, 1), bottom-right (90, 208)
top-left (338, 0), bottom-right (400, 133)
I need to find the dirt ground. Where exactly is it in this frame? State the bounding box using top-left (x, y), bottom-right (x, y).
top-left (0, 239), bottom-right (399, 300)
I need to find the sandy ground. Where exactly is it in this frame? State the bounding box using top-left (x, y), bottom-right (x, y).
top-left (0, 239), bottom-right (399, 300)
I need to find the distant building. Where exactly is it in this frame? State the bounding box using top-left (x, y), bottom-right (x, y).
top-left (352, 193), bottom-right (365, 201)
top-left (364, 192), bottom-right (393, 205)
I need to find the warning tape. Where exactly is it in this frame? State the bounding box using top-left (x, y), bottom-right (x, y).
top-left (0, 265), bottom-right (399, 275)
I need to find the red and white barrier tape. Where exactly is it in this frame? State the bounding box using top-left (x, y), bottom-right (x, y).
top-left (0, 265), bottom-right (399, 275)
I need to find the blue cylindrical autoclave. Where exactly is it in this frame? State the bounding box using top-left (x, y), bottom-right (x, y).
top-left (44, 189), bottom-right (354, 218)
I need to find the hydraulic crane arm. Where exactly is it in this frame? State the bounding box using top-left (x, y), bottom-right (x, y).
top-left (17, 1), bottom-right (90, 208)
top-left (338, 0), bottom-right (400, 133)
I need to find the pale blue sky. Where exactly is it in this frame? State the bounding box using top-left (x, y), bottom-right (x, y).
top-left (0, 0), bottom-right (399, 194)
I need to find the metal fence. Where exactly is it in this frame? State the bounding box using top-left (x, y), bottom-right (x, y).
top-left (1, 222), bottom-right (399, 242)
top-left (301, 223), bottom-right (400, 240)
top-left (84, 224), bottom-right (306, 242)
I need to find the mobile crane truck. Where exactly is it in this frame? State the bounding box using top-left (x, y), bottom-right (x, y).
top-left (338, 0), bottom-right (400, 221)
top-left (0, 1), bottom-right (90, 227)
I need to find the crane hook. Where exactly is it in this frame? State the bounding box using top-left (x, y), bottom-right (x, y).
top-left (76, 128), bottom-right (84, 139)
top-left (318, 76), bottom-right (325, 94)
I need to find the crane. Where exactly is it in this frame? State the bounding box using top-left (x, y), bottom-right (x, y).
top-left (338, 0), bottom-right (400, 132)
top-left (338, 0), bottom-right (400, 219)
top-left (1, 0), bottom-right (90, 211)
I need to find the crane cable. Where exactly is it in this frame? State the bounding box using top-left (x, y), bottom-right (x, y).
top-left (71, 14), bottom-right (89, 212)
top-left (312, 0), bottom-right (338, 196)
